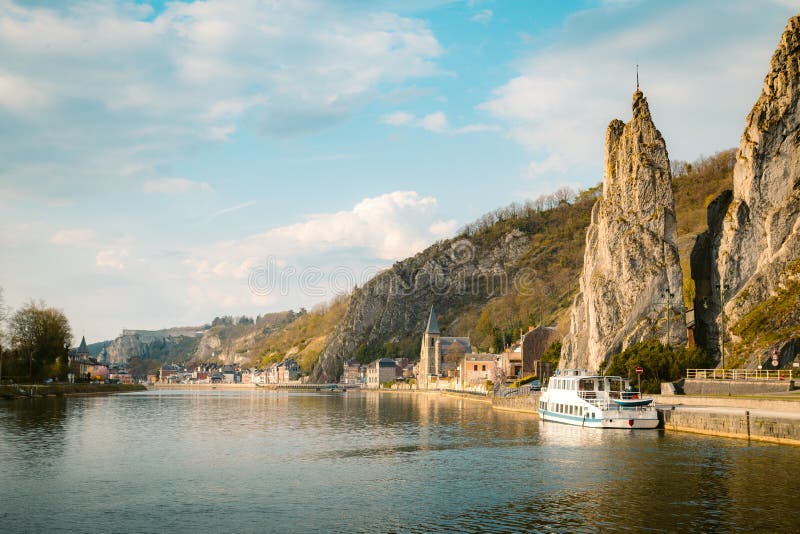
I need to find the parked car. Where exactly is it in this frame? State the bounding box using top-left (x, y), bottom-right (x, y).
top-left (530, 380), bottom-right (542, 392)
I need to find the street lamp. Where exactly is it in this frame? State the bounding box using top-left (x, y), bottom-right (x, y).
top-left (661, 290), bottom-right (674, 345)
top-left (715, 283), bottom-right (730, 369)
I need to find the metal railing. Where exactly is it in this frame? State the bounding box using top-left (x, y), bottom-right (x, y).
top-left (686, 369), bottom-right (794, 381)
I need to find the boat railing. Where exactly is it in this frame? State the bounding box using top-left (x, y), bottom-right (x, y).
top-left (577, 390), bottom-right (650, 410)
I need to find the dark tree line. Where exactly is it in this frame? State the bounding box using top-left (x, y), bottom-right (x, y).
top-left (0, 293), bottom-right (73, 382)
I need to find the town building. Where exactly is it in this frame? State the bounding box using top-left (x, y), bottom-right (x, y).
top-left (417, 307), bottom-right (471, 389)
top-left (520, 325), bottom-right (558, 376)
top-left (342, 359), bottom-right (366, 385)
top-left (68, 336), bottom-right (109, 382)
top-left (159, 363), bottom-right (180, 383)
top-left (460, 353), bottom-right (499, 388)
top-left (366, 358), bottom-right (399, 388)
top-left (275, 358), bottom-right (301, 384)
top-left (500, 345), bottom-right (523, 379)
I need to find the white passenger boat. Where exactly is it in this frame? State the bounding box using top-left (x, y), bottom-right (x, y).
top-left (537, 369), bottom-right (659, 429)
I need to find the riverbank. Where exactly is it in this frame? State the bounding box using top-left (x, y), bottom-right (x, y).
top-left (0, 383), bottom-right (146, 399)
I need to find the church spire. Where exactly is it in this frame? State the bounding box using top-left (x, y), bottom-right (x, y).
top-left (425, 306), bottom-right (440, 334)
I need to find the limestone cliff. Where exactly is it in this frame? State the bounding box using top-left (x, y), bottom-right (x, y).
top-left (703, 15), bottom-right (800, 365)
top-left (105, 327), bottom-right (205, 364)
top-left (560, 89), bottom-right (686, 372)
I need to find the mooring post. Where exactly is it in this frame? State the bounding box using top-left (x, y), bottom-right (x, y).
top-left (746, 410), bottom-right (751, 441)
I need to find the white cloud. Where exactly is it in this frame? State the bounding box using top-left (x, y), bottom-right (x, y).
top-left (143, 178), bottom-right (214, 195)
top-left (188, 191), bottom-right (451, 285)
top-left (420, 111), bottom-right (448, 133)
top-left (96, 248), bottom-right (130, 271)
top-left (528, 154), bottom-right (566, 178)
top-left (471, 9), bottom-right (493, 24)
top-left (50, 228), bottom-right (97, 247)
top-left (0, 73), bottom-right (48, 114)
top-left (0, 0), bottom-right (443, 197)
top-left (382, 111), bottom-right (415, 126)
top-left (382, 110), bottom-right (499, 134)
top-left (480, 0), bottom-right (799, 178)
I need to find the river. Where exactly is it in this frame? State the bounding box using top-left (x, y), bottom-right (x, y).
top-left (1, 390), bottom-right (798, 533)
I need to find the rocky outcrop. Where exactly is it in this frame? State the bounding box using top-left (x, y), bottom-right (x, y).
top-left (561, 89), bottom-right (686, 372)
top-left (105, 327), bottom-right (205, 364)
top-left (311, 230), bottom-right (532, 381)
top-left (712, 15), bottom-right (800, 354)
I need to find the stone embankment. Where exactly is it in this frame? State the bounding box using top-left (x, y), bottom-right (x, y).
top-left (659, 404), bottom-right (800, 446)
top-left (491, 394), bottom-right (539, 414)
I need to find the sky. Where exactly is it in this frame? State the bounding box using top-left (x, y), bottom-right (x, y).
top-left (1, 0), bottom-right (798, 342)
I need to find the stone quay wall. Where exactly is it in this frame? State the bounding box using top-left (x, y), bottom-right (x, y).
top-left (660, 408), bottom-right (800, 446)
top-left (491, 393), bottom-right (539, 414)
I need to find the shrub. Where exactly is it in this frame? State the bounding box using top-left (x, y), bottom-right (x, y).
top-left (541, 341), bottom-right (562, 366)
top-left (605, 340), bottom-right (711, 393)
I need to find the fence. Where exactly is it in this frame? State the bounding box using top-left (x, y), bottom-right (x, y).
top-left (686, 369), bottom-right (794, 381)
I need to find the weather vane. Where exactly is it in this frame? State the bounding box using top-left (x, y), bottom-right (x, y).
top-left (636, 64), bottom-right (639, 90)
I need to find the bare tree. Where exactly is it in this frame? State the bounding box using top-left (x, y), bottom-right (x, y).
top-left (0, 288), bottom-right (7, 382)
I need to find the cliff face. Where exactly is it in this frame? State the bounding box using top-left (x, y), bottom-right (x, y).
top-left (105, 327), bottom-right (205, 364)
top-left (561, 89), bottom-right (686, 372)
top-left (704, 15), bottom-right (800, 365)
top-left (311, 230), bottom-right (533, 380)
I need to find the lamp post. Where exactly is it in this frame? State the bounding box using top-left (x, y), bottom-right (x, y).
top-left (715, 283), bottom-right (730, 369)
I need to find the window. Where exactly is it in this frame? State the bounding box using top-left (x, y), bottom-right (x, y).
top-left (473, 364), bottom-right (478, 371)
top-left (482, 365), bottom-right (486, 371)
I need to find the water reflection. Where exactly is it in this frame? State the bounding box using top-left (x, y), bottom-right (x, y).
top-left (1, 390), bottom-right (799, 533)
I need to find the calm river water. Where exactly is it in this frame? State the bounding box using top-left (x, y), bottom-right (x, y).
top-left (1, 390), bottom-right (799, 533)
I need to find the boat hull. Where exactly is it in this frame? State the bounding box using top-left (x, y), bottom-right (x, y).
top-left (538, 408), bottom-right (660, 429)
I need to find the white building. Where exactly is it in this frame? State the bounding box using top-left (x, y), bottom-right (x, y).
top-left (366, 358), bottom-right (398, 388)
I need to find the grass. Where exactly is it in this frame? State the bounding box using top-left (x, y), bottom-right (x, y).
top-left (730, 259), bottom-right (800, 364)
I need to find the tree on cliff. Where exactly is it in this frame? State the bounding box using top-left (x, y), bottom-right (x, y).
top-left (7, 300), bottom-right (72, 381)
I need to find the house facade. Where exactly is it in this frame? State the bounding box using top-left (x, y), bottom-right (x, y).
top-left (460, 353), bottom-right (499, 388)
top-left (342, 359), bottom-right (366, 385)
top-left (366, 358), bottom-right (398, 388)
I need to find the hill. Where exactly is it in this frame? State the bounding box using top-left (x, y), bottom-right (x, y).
top-left (99, 152), bottom-right (734, 378)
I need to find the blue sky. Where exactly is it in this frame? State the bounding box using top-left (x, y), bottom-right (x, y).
top-left (1, 0), bottom-right (798, 342)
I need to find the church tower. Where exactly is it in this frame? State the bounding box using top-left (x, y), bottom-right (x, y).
top-left (418, 307), bottom-right (441, 389)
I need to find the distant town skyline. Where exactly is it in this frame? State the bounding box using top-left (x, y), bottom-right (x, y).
top-left (1, 0), bottom-right (797, 341)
